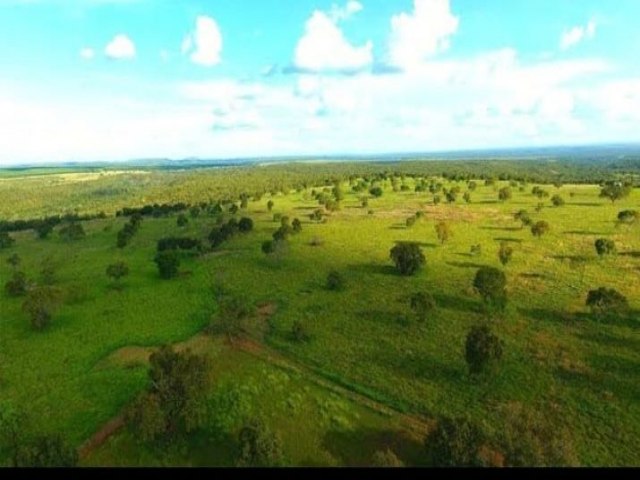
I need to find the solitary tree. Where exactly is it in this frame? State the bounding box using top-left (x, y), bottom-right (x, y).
top-left (213, 294), bottom-right (254, 343)
top-left (600, 182), bottom-right (632, 204)
top-left (498, 242), bottom-right (513, 266)
top-left (531, 221), bottom-right (550, 238)
top-left (176, 214), bottom-right (189, 228)
top-left (425, 417), bottom-right (486, 467)
top-left (513, 210), bottom-right (532, 228)
top-left (551, 194), bottom-right (565, 207)
top-left (291, 218), bottom-right (302, 233)
top-left (463, 192), bottom-right (472, 204)
top-left (267, 200), bottom-right (274, 212)
top-left (465, 324), bottom-right (504, 375)
top-left (58, 223), bottom-right (85, 242)
top-left (586, 288), bottom-right (628, 318)
top-left (153, 250), bottom-right (180, 279)
top-left (21, 286), bottom-right (63, 330)
top-left (326, 270), bottom-right (345, 291)
top-left (106, 261), bottom-right (129, 286)
top-left (498, 187), bottom-right (512, 202)
top-left (390, 243), bottom-right (426, 276)
top-left (594, 238), bottom-right (616, 257)
top-left (473, 267), bottom-right (507, 311)
top-left (238, 217), bottom-right (254, 233)
top-left (369, 186), bottom-right (384, 198)
top-left (237, 418), bottom-right (284, 467)
top-left (5, 271), bottom-right (28, 297)
top-left (435, 222), bottom-right (451, 245)
top-left (617, 210), bottom-right (639, 227)
top-left (409, 291), bottom-right (436, 322)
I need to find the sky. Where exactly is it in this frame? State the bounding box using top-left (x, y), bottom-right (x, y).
top-left (0, 0), bottom-right (639, 165)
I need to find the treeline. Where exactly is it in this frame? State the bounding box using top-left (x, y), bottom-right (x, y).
top-left (0, 212), bottom-right (107, 235)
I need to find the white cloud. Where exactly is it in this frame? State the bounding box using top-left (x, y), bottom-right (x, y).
top-left (329, 0), bottom-right (363, 21)
top-left (560, 19), bottom-right (597, 50)
top-left (388, 0), bottom-right (459, 70)
top-left (182, 16), bottom-right (222, 67)
top-left (79, 47), bottom-right (94, 60)
top-left (294, 10), bottom-right (372, 73)
top-left (104, 34), bottom-right (135, 59)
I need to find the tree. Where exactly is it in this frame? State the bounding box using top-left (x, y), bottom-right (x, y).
top-left (213, 294), bottom-right (254, 343)
top-left (267, 200), bottom-right (274, 212)
top-left (176, 214), bottom-right (189, 228)
top-left (409, 292), bottom-right (436, 322)
top-left (106, 261), bottom-right (129, 285)
top-left (59, 222), bottom-right (85, 241)
top-left (445, 191), bottom-right (457, 204)
top-left (0, 232), bottom-right (15, 249)
top-left (6, 253), bottom-right (20, 270)
top-left (291, 218), bottom-right (302, 233)
top-left (586, 288), bottom-right (628, 317)
top-left (238, 217), bottom-right (254, 233)
top-left (127, 346), bottom-right (209, 442)
top-left (425, 417), bottom-right (486, 467)
top-left (531, 221), bottom-right (550, 238)
top-left (435, 222), bottom-right (451, 245)
top-left (237, 418), bottom-right (284, 467)
top-left (5, 271), bottom-right (28, 297)
top-left (369, 186), bottom-right (383, 198)
top-left (21, 286), bottom-right (63, 330)
top-left (0, 402), bottom-right (26, 467)
top-left (594, 238), bottom-right (616, 257)
top-left (473, 267), bottom-right (507, 311)
top-left (291, 320), bottom-right (310, 343)
top-left (272, 225), bottom-right (293, 242)
top-left (513, 210), bottom-right (532, 228)
top-left (498, 242), bottom-right (513, 266)
top-left (551, 194), bottom-right (565, 207)
top-left (390, 243), bottom-right (425, 276)
top-left (35, 223), bottom-right (53, 240)
top-left (16, 434), bottom-right (78, 467)
top-left (467, 181), bottom-right (477, 191)
top-left (154, 250), bottom-right (180, 279)
top-left (600, 181), bottom-right (632, 204)
top-left (465, 325), bottom-right (504, 374)
top-left (433, 194), bottom-right (441, 206)
top-left (371, 449), bottom-right (404, 467)
top-left (617, 210), bottom-right (639, 227)
top-left (498, 187), bottom-right (512, 202)
top-left (406, 216), bottom-right (416, 228)
top-left (463, 192), bottom-right (472, 204)
top-left (326, 270), bottom-right (345, 291)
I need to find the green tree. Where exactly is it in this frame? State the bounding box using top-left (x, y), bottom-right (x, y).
top-left (551, 194), bottom-right (565, 207)
top-left (409, 291), bottom-right (436, 323)
top-left (21, 286), bottom-right (63, 331)
top-left (465, 325), bottom-right (504, 374)
top-left (267, 200), bottom-right (274, 212)
top-left (0, 232), bottom-right (15, 249)
top-left (237, 418), bottom-right (284, 467)
top-left (371, 449), bottom-right (404, 467)
top-left (594, 238), bottom-right (616, 257)
top-left (390, 242), bottom-right (426, 276)
top-left (291, 218), bottom-right (302, 233)
top-left (600, 181), bottom-right (632, 204)
top-left (498, 242), bottom-right (513, 266)
top-left (513, 210), bottom-right (532, 228)
top-left (473, 267), bottom-right (507, 311)
top-left (176, 214), bottom-right (189, 228)
top-left (586, 288), bottom-right (628, 318)
top-left (531, 221), bottom-right (550, 238)
top-left (4, 271), bottom-right (28, 297)
top-left (463, 192), bottom-right (472, 204)
top-left (369, 186), bottom-right (383, 198)
top-left (435, 222), bottom-right (451, 245)
top-left (290, 320), bottom-right (310, 343)
top-left (326, 270), bottom-right (345, 291)
top-left (425, 417), bottom-right (486, 467)
top-left (238, 217), bottom-right (254, 233)
top-left (498, 187), bottom-right (512, 202)
top-left (106, 261), bottom-right (130, 285)
top-left (154, 250), bottom-right (180, 279)
top-left (617, 210), bottom-right (639, 227)
top-left (213, 294), bottom-right (254, 343)
top-left (16, 434), bottom-right (78, 467)
top-left (59, 222), bottom-right (85, 241)
top-left (6, 253), bottom-right (20, 270)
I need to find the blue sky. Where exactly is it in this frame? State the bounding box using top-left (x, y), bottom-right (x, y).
top-left (0, 0), bottom-right (639, 164)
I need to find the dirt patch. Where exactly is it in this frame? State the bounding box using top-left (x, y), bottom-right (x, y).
top-left (78, 414), bottom-right (126, 460)
top-left (256, 302), bottom-right (277, 320)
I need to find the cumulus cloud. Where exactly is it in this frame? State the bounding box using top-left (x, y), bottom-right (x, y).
top-left (388, 0), bottom-right (459, 70)
top-left (79, 47), bottom-right (95, 60)
top-left (329, 0), bottom-right (363, 21)
top-left (104, 34), bottom-right (135, 59)
top-left (182, 16), bottom-right (222, 67)
top-left (560, 20), bottom-right (597, 50)
top-left (293, 9), bottom-right (372, 73)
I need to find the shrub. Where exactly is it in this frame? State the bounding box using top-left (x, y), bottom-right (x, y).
top-left (498, 187), bottom-right (512, 202)
top-left (473, 267), bottom-right (507, 311)
top-left (5, 271), bottom-right (28, 297)
top-left (238, 217), bottom-right (254, 233)
top-left (435, 222), bottom-right (451, 245)
top-left (498, 242), bottom-right (513, 266)
top-left (106, 262), bottom-right (129, 283)
top-left (617, 210), bottom-right (638, 226)
top-left (425, 417), bottom-right (486, 467)
top-left (390, 242), bottom-right (425, 276)
top-left (371, 449), bottom-right (404, 467)
top-left (531, 221), bottom-right (550, 238)
top-left (291, 218), bottom-right (302, 233)
top-left (176, 214), bottom-right (189, 227)
top-left (237, 418), bottom-right (284, 467)
top-left (465, 325), bottom-right (504, 374)
top-left (0, 232), bottom-right (15, 249)
top-left (369, 186), bottom-right (383, 198)
top-left (326, 271), bottom-right (345, 291)
top-left (16, 434), bottom-right (78, 467)
top-left (594, 238), bottom-right (616, 257)
top-left (153, 250), bottom-right (180, 279)
top-left (409, 292), bottom-right (436, 322)
top-left (291, 321), bottom-right (310, 343)
top-left (59, 223), bottom-right (85, 241)
top-left (551, 194), bottom-right (565, 207)
top-left (586, 288), bottom-right (628, 317)
top-left (21, 286), bottom-right (63, 331)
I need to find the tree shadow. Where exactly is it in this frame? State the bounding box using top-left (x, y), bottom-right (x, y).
top-left (475, 200), bottom-right (499, 205)
top-left (389, 225), bottom-right (408, 230)
top-left (347, 263), bottom-right (400, 276)
top-left (517, 307), bottom-right (576, 323)
top-left (322, 427), bottom-right (425, 467)
top-left (563, 230), bottom-right (610, 236)
top-left (479, 226), bottom-right (521, 232)
top-left (494, 237), bottom-right (523, 243)
top-left (433, 293), bottom-right (481, 314)
top-left (519, 272), bottom-right (550, 280)
top-left (548, 254), bottom-right (590, 262)
top-left (618, 251), bottom-right (640, 258)
top-left (454, 252), bottom-right (473, 258)
top-left (446, 261), bottom-right (486, 269)
top-left (569, 202), bottom-right (603, 207)
top-left (577, 331), bottom-right (640, 353)
top-left (393, 241), bottom-right (438, 248)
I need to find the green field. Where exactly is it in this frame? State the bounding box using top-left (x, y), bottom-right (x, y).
top-left (1, 163), bottom-right (639, 466)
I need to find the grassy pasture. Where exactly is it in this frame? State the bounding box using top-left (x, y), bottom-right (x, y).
top-left (0, 167), bottom-right (639, 466)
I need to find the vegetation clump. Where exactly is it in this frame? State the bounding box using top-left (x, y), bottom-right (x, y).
top-left (390, 242), bottom-right (425, 276)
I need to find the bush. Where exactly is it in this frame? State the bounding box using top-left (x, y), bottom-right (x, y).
top-left (291, 218), bottom-right (302, 233)
top-left (16, 434), bottom-right (78, 467)
top-left (465, 325), bottom-right (504, 374)
top-left (425, 417), bottom-right (486, 467)
top-left (586, 287), bottom-right (628, 317)
top-left (106, 262), bottom-right (129, 283)
top-left (498, 187), bottom-right (512, 202)
top-left (551, 194), bottom-right (565, 207)
top-left (21, 286), bottom-right (63, 331)
top-left (435, 222), bottom-right (451, 244)
top-left (371, 449), bottom-right (404, 467)
top-left (154, 250), bottom-right (180, 279)
top-left (59, 223), bottom-right (85, 241)
top-left (0, 232), bottom-right (15, 249)
top-left (326, 271), bottom-right (345, 291)
top-left (237, 418), bottom-right (284, 467)
top-left (291, 321), bottom-right (310, 343)
top-left (409, 292), bottom-right (436, 322)
top-left (594, 238), bottom-right (616, 257)
top-left (617, 210), bottom-right (638, 226)
top-left (531, 221), bottom-right (550, 238)
top-left (498, 242), bottom-right (513, 266)
top-left (473, 267), bottom-right (507, 311)
top-left (238, 217), bottom-right (254, 233)
top-left (369, 186), bottom-right (383, 198)
top-left (5, 271), bottom-right (28, 297)
top-left (390, 242), bottom-right (425, 276)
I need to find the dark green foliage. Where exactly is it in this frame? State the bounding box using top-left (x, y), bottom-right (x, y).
top-left (551, 194), bottom-right (565, 207)
top-left (433, 194), bottom-right (441, 205)
top-left (5, 271), bottom-right (28, 297)
top-left (106, 261), bottom-right (129, 283)
top-left (291, 320), bottom-right (310, 343)
top-left (531, 221), bottom-right (550, 238)
top-left (291, 218), bottom-right (302, 233)
top-left (189, 206), bottom-right (200, 218)
top-left (6, 253), bottom-right (20, 269)
top-left (213, 294), bottom-right (254, 342)
top-left (498, 242), bottom-right (513, 266)
top-left (514, 209), bottom-right (532, 228)
top-left (117, 214), bottom-right (143, 248)
top-left (467, 181), bottom-right (477, 191)
top-left (498, 187), bottom-right (512, 202)
top-left (600, 181), bottom-right (632, 203)
top-left (425, 417), bottom-right (486, 467)
top-left (326, 270), bottom-right (345, 291)
top-left (238, 217), bottom-right (254, 233)
top-left (445, 190), bottom-right (457, 203)
top-left (154, 250), bottom-right (180, 279)
top-left (369, 186), bottom-right (383, 198)
top-left (0, 402), bottom-right (25, 467)
top-left (157, 237), bottom-right (202, 253)
top-left (309, 209), bottom-right (323, 222)
top-left (209, 218), bottom-right (240, 248)
top-left (465, 325), bottom-right (504, 374)
top-left (272, 225), bottom-right (293, 242)
top-left (16, 434), bottom-right (78, 467)
top-left (0, 232), bottom-right (15, 249)
top-left (473, 267), bottom-right (507, 310)
top-left (39, 257), bottom-right (57, 286)
top-left (229, 204), bottom-right (239, 215)
top-left (435, 222), bottom-right (451, 244)
top-left (59, 222), bottom-right (85, 241)
top-left (371, 449), bottom-right (404, 467)
top-left (21, 286), bottom-right (63, 330)
top-left (405, 216), bottom-right (416, 228)
top-left (409, 291), bottom-right (436, 322)
top-left (176, 214), bottom-right (189, 227)
top-left (390, 242), bottom-right (425, 276)
top-left (35, 222), bottom-right (54, 239)
top-left (127, 346), bottom-right (209, 442)
top-left (586, 287), bottom-right (629, 317)
top-left (617, 210), bottom-right (638, 225)
top-left (469, 244), bottom-right (482, 257)
top-left (237, 418), bottom-right (284, 467)
top-left (463, 191), bottom-right (472, 203)
top-left (267, 200), bottom-right (274, 212)
top-left (594, 238), bottom-right (616, 257)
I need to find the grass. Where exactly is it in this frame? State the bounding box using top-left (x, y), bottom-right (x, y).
top-left (1, 171), bottom-right (639, 466)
